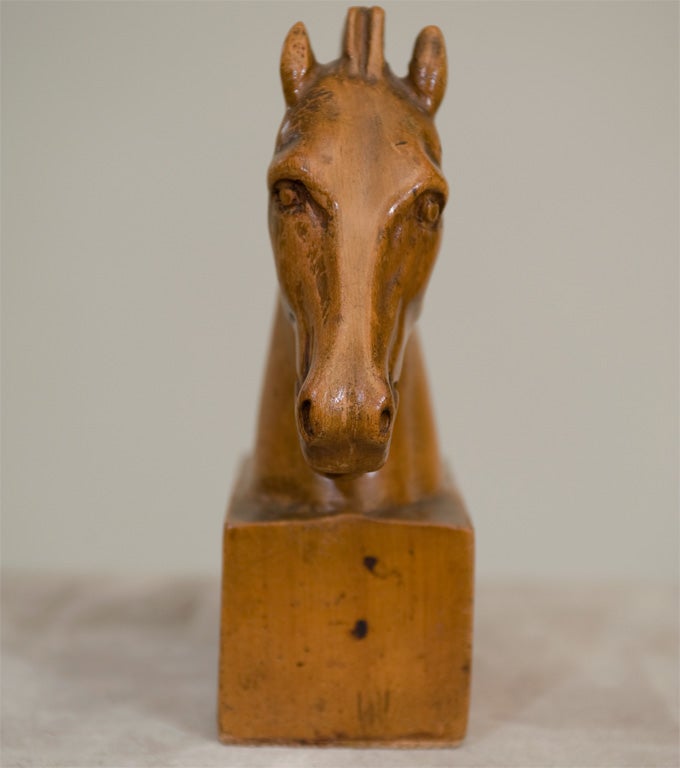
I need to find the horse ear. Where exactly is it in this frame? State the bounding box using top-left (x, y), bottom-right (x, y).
top-left (280, 22), bottom-right (316, 107)
top-left (407, 25), bottom-right (447, 115)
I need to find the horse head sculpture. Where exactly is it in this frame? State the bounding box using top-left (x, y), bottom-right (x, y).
top-left (220, 11), bottom-right (474, 747)
top-left (252, 6), bottom-right (450, 512)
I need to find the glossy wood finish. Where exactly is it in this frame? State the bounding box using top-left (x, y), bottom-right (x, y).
top-left (258, 4), bottom-right (449, 494)
top-left (251, 305), bottom-right (445, 514)
top-left (219, 6), bottom-right (473, 746)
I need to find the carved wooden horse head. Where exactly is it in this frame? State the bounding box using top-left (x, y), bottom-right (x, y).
top-left (254, 7), bottom-right (449, 510)
top-left (221, 12), bottom-right (473, 746)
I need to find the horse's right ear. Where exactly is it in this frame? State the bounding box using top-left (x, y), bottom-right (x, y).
top-left (280, 22), bottom-right (316, 107)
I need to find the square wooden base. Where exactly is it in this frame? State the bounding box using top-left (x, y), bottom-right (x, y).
top-left (218, 473), bottom-right (474, 746)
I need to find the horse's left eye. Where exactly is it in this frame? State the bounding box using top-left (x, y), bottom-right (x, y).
top-left (273, 180), bottom-right (305, 212)
top-left (415, 192), bottom-right (445, 229)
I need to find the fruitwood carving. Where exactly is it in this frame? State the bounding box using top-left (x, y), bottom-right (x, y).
top-left (218, 6), bottom-right (474, 746)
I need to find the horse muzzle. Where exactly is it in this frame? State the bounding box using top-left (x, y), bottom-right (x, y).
top-left (295, 378), bottom-right (395, 476)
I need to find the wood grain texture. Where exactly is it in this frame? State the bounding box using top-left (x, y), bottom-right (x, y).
top-left (218, 473), bottom-right (474, 746)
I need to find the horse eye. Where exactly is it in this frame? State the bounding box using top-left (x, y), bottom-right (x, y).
top-left (274, 180), bottom-right (305, 211)
top-left (416, 192), bottom-right (444, 228)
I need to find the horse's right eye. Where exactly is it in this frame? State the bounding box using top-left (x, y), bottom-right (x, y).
top-left (273, 181), bottom-right (306, 212)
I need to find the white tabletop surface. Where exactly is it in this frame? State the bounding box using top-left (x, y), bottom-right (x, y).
top-left (2, 572), bottom-right (677, 767)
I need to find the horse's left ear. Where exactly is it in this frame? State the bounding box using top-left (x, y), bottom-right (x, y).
top-left (280, 22), bottom-right (316, 107)
top-left (407, 25), bottom-right (447, 115)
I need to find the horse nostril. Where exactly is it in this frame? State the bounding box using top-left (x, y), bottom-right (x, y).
top-left (379, 407), bottom-right (391, 435)
top-left (299, 399), bottom-right (314, 439)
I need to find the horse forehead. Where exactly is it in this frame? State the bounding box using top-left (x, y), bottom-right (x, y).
top-left (278, 78), bottom-right (441, 188)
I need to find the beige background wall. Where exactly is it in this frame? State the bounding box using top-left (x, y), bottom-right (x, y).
top-left (2, 1), bottom-right (677, 581)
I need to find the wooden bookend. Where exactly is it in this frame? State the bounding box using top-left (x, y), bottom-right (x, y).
top-left (218, 6), bottom-right (474, 747)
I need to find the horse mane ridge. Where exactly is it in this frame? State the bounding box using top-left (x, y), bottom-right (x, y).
top-left (342, 6), bottom-right (385, 80)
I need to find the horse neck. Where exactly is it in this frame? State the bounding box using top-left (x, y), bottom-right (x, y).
top-left (250, 300), bottom-right (444, 513)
